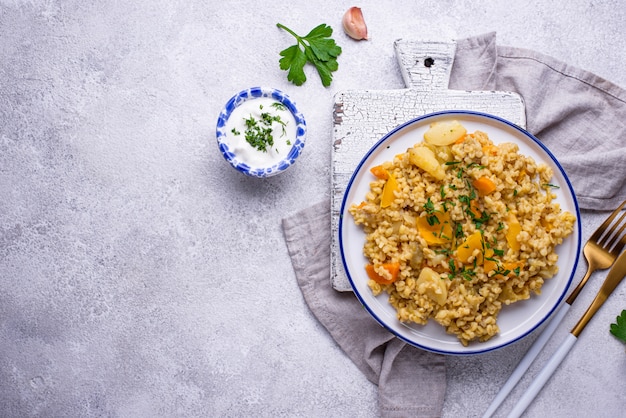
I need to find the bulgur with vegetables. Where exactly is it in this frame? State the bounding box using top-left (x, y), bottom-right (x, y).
top-left (349, 120), bottom-right (576, 346)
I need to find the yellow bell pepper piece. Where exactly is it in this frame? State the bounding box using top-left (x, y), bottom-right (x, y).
top-left (417, 211), bottom-right (453, 245)
top-left (456, 231), bottom-right (484, 265)
top-left (381, 172), bottom-right (398, 208)
top-left (506, 214), bottom-right (522, 252)
top-left (369, 165), bottom-right (398, 208)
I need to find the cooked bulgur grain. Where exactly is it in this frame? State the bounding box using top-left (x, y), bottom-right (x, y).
top-left (349, 122), bottom-right (575, 346)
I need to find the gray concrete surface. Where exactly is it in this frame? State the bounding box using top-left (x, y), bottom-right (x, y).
top-left (1, 1), bottom-right (625, 417)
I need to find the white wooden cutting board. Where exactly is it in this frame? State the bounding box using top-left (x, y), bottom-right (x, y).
top-left (330, 38), bottom-right (526, 291)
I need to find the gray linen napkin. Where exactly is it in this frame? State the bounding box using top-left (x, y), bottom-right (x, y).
top-left (283, 201), bottom-right (446, 418)
top-left (282, 32), bottom-right (626, 418)
top-left (451, 32), bottom-right (626, 210)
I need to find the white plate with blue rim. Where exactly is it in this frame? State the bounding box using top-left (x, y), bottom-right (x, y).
top-left (216, 87), bottom-right (306, 178)
top-left (339, 110), bottom-right (581, 355)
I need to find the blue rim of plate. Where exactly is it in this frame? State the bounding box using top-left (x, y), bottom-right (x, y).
top-left (216, 87), bottom-right (307, 178)
top-left (339, 110), bottom-right (582, 355)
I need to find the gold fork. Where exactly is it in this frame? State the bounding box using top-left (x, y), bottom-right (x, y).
top-left (566, 199), bottom-right (626, 302)
top-left (482, 200), bottom-right (626, 418)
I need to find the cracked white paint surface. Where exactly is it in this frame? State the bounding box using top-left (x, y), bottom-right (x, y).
top-left (331, 39), bottom-right (525, 291)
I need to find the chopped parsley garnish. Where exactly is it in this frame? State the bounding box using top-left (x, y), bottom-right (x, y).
top-left (454, 223), bottom-right (464, 239)
top-left (460, 267), bottom-right (477, 281)
top-left (446, 258), bottom-right (477, 282)
top-left (237, 104), bottom-right (290, 153)
top-left (423, 197), bottom-right (436, 214)
top-left (472, 210), bottom-right (491, 228)
top-left (423, 197), bottom-right (441, 226)
top-left (467, 162), bottom-right (486, 169)
top-left (495, 267), bottom-right (511, 276)
top-left (448, 259), bottom-right (457, 277)
top-left (271, 102), bottom-right (287, 111)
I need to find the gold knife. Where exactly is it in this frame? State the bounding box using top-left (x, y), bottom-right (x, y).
top-left (508, 249), bottom-right (626, 418)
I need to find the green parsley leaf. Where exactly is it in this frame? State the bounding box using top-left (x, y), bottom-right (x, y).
top-left (423, 197), bottom-right (436, 214)
top-left (610, 310), bottom-right (626, 343)
top-left (448, 259), bottom-right (457, 278)
top-left (454, 223), bottom-right (464, 239)
top-left (271, 102), bottom-right (287, 111)
top-left (277, 23), bottom-right (342, 87)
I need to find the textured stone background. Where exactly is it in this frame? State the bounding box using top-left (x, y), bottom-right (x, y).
top-left (1, 1), bottom-right (625, 417)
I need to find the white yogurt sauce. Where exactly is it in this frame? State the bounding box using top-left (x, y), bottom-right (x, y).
top-left (224, 97), bottom-right (297, 168)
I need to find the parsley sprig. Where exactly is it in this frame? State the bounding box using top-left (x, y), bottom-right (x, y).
top-left (610, 310), bottom-right (626, 343)
top-left (277, 23), bottom-right (342, 87)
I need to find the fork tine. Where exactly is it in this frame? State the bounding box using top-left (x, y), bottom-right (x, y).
top-left (606, 212), bottom-right (626, 255)
top-left (589, 200), bottom-right (626, 243)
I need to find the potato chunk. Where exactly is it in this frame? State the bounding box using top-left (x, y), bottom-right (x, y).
top-left (424, 120), bottom-right (467, 146)
top-left (408, 146), bottom-right (445, 180)
top-left (415, 267), bottom-right (448, 305)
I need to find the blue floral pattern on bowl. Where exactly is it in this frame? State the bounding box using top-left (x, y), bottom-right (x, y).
top-left (216, 87), bottom-right (307, 178)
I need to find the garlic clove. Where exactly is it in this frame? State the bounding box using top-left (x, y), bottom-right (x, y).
top-left (342, 7), bottom-right (368, 40)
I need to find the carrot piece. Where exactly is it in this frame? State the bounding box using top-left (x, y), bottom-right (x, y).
top-left (454, 134), bottom-right (467, 144)
top-left (472, 176), bottom-right (497, 196)
top-left (365, 263), bottom-right (400, 285)
top-left (482, 145), bottom-right (498, 156)
top-left (370, 165), bottom-right (389, 180)
top-left (469, 199), bottom-right (482, 219)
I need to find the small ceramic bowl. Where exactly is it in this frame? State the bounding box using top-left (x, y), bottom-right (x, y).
top-left (216, 87), bottom-right (307, 178)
